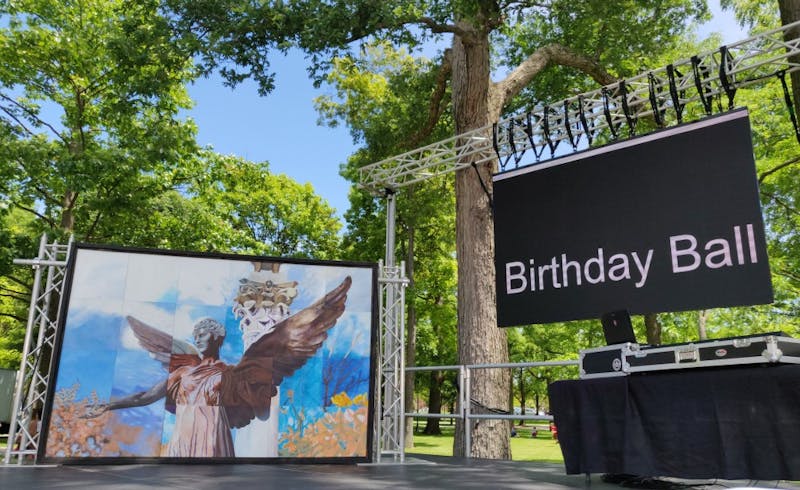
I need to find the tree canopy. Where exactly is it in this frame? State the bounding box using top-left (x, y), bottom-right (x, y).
top-left (0, 0), bottom-right (342, 368)
top-left (160, 0), bottom-right (716, 458)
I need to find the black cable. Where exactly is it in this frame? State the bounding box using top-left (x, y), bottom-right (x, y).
top-left (507, 118), bottom-right (520, 167)
top-left (492, 122), bottom-right (509, 172)
top-left (692, 55), bottom-right (713, 115)
top-left (718, 46), bottom-right (737, 110)
top-left (564, 100), bottom-right (578, 150)
top-left (602, 87), bottom-right (619, 139)
top-left (578, 94), bottom-right (594, 145)
top-left (526, 112), bottom-right (546, 161)
top-left (470, 162), bottom-right (494, 217)
top-left (648, 72), bottom-right (665, 127)
top-left (619, 80), bottom-right (637, 136)
top-left (778, 70), bottom-right (800, 145)
top-left (542, 105), bottom-right (558, 156)
top-left (667, 64), bottom-right (685, 123)
top-left (469, 397), bottom-right (509, 414)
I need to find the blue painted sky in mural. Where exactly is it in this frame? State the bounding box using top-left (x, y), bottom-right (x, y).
top-left (48, 247), bottom-right (374, 457)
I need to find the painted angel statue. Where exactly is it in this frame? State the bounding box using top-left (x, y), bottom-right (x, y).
top-left (84, 276), bottom-right (351, 458)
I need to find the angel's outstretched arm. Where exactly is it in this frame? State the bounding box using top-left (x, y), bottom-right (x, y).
top-left (85, 378), bottom-right (167, 418)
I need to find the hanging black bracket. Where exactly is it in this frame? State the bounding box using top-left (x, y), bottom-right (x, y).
top-left (542, 105), bottom-right (559, 156)
top-left (719, 46), bottom-right (737, 110)
top-left (602, 87), bottom-right (619, 140)
top-left (564, 100), bottom-right (578, 150)
top-left (648, 72), bottom-right (666, 127)
top-left (692, 55), bottom-right (713, 115)
top-left (492, 122), bottom-right (512, 172)
top-left (619, 80), bottom-right (637, 136)
top-left (578, 94), bottom-right (594, 146)
top-left (666, 64), bottom-right (685, 123)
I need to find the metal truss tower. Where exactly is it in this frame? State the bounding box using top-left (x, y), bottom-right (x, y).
top-left (373, 192), bottom-right (409, 462)
top-left (362, 21), bottom-right (800, 461)
top-left (4, 235), bottom-right (71, 464)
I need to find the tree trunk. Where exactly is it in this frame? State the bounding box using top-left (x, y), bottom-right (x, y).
top-left (404, 226), bottom-right (416, 448)
top-left (516, 370), bottom-right (527, 426)
top-left (780, 0), bottom-right (800, 117)
top-left (451, 23), bottom-right (511, 460)
top-left (698, 309), bottom-right (709, 340)
top-left (423, 370), bottom-right (443, 435)
top-left (60, 189), bottom-right (77, 233)
top-left (644, 313), bottom-right (662, 345)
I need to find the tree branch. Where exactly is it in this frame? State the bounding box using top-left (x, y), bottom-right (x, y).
top-left (406, 49), bottom-right (452, 148)
top-left (0, 93), bottom-right (66, 142)
top-left (85, 210), bottom-right (104, 241)
top-left (761, 190), bottom-right (799, 216)
top-left (759, 155), bottom-right (800, 183)
top-left (492, 43), bottom-right (617, 109)
top-left (0, 291), bottom-right (28, 302)
top-left (3, 274), bottom-right (32, 291)
top-left (775, 266), bottom-right (800, 285)
top-left (13, 159), bottom-right (62, 209)
top-left (12, 200), bottom-right (58, 229)
top-left (0, 311), bottom-right (26, 322)
top-left (416, 17), bottom-right (469, 37)
top-left (343, 16), bottom-right (465, 44)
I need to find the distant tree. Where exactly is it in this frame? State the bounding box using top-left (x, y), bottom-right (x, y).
top-left (0, 0), bottom-right (342, 367)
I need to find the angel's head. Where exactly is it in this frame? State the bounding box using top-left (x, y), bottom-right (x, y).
top-left (192, 318), bottom-right (226, 358)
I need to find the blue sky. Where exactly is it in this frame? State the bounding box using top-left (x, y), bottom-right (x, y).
top-left (184, 1), bottom-right (746, 223)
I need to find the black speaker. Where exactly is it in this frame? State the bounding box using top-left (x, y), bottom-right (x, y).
top-left (601, 310), bottom-right (636, 345)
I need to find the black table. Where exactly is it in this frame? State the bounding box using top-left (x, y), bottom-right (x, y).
top-left (549, 363), bottom-right (800, 480)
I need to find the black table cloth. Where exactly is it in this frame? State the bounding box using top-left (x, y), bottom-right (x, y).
top-left (548, 364), bottom-right (800, 480)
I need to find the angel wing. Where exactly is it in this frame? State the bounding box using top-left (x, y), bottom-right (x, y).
top-left (125, 315), bottom-right (200, 368)
top-left (222, 276), bottom-right (352, 428)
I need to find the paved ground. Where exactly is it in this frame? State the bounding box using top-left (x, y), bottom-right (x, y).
top-left (1, 455), bottom-right (798, 489)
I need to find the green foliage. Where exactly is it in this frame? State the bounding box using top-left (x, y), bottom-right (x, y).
top-left (497, 0), bottom-right (710, 113)
top-left (0, 0), bottom-right (198, 240)
top-left (720, 0), bottom-right (781, 30)
top-left (187, 152), bottom-right (342, 259)
top-left (0, 1), bottom-right (346, 367)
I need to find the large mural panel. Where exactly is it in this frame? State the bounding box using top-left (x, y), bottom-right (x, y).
top-left (39, 244), bottom-right (376, 463)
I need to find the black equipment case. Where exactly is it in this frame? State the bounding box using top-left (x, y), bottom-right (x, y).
top-left (579, 332), bottom-right (800, 379)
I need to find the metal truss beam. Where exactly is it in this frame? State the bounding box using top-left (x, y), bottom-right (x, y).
top-left (358, 20), bottom-right (800, 191)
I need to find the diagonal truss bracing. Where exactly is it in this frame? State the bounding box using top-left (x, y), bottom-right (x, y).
top-left (358, 20), bottom-right (800, 191)
top-left (374, 261), bottom-right (408, 462)
top-left (4, 235), bottom-right (71, 465)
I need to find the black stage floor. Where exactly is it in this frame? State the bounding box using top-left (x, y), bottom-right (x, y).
top-left (1, 455), bottom-right (799, 490)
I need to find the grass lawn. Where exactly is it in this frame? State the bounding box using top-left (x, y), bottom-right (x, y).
top-left (406, 421), bottom-right (564, 463)
top-left (0, 424), bottom-right (564, 463)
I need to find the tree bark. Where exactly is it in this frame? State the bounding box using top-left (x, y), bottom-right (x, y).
top-left (698, 309), bottom-right (709, 340)
top-left (644, 313), bottom-right (662, 345)
top-left (60, 190), bottom-right (77, 233)
top-left (516, 370), bottom-right (527, 426)
top-left (423, 370), bottom-right (443, 435)
top-left (450, 22), bottom-right (511, 459)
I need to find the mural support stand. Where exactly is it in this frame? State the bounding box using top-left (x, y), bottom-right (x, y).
top-left (374, 191), bottom-right (409, 462)
top-left (3, 235), bottom-right (71, 465)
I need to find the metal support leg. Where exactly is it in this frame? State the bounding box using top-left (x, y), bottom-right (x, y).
top-left (4, 235), bottom-right (70, 465)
